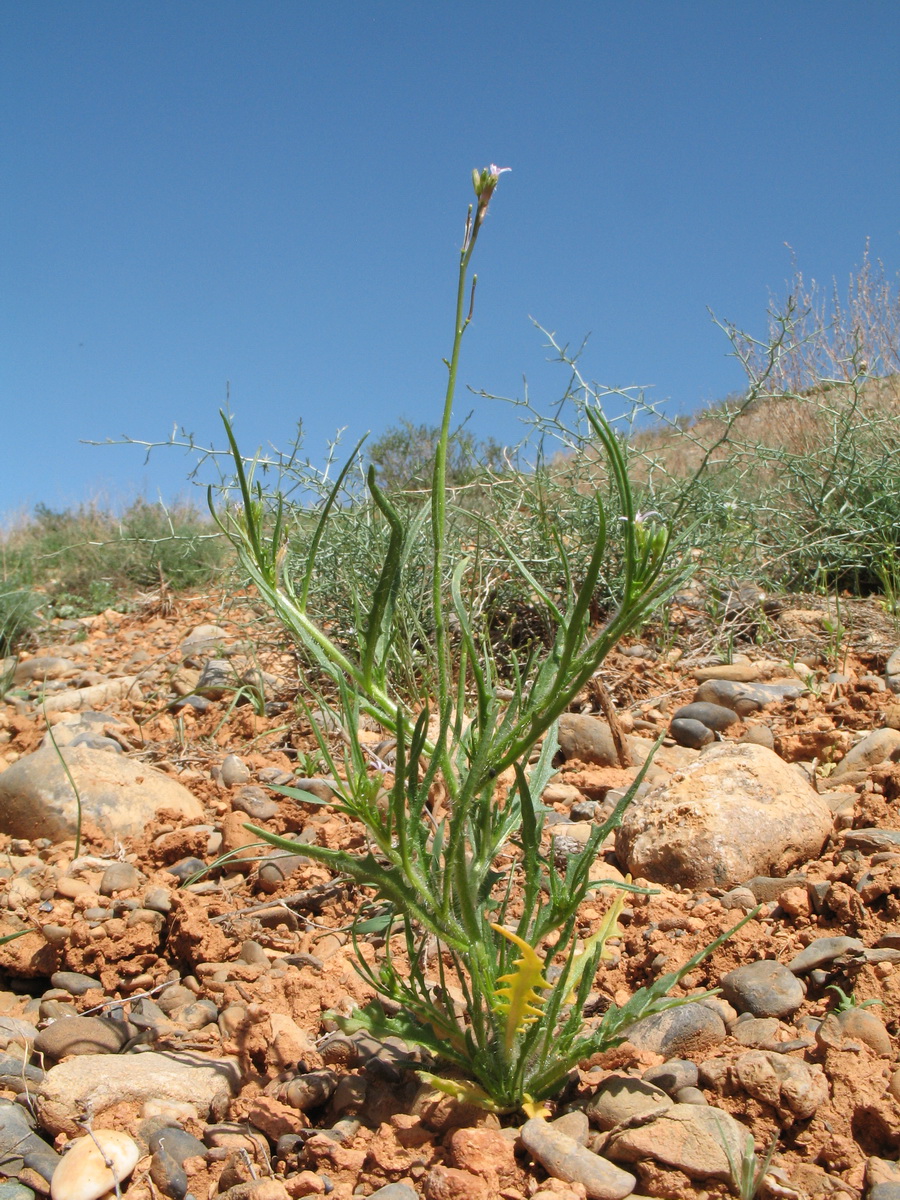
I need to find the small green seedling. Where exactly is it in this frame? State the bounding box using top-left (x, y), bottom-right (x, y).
top-left (826, 984), bottom-right (883, 1013)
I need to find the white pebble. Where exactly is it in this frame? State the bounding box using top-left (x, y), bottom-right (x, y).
top-left (51, 1131), bottom-right (140, 1200)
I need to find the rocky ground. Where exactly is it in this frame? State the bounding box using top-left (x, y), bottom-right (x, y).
top-left (3, 586), bottom-right (900, 1200)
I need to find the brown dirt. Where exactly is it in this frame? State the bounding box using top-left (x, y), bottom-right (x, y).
top-left (2, 588), bottom-right (900, 1199)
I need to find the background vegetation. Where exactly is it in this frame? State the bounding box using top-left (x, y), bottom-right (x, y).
top-left (2, 248), bottom-right (898, 671)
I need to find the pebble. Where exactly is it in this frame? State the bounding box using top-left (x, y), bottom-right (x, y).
top-left (584, 1074), bottom-right (671, 1129)
top-left (550, 1111), bottom-right (589, 1145)
top-left (41, 925), bottom-right (71, 947)
top-left (557, 715), bottom-right (620, 767)
top-left (156, 984), bottom-right (196, 1013)
top-left (720, 960), bottom-right (806, 1017)
top-left (641, 1059), bottom-right (698, 1094)
top-left (823, 1009), bottom-right (893, 1056)
top-left (171, 1000), bottom-right (219, 1031)
top-left (166, 857), bottom-right (208, 882)
top-left (738, 723), bottom-right (776, 749)
top-left (50, 1130), bottom-right (140, 1200)
top-left (627, 1002), bottom-right (727, 1057)
top-left (150, 1147), bottom-right (189, 1200)
top-left (181, 625), bottom-right (231, 657)
top-left (833, 728), bottom-right (900, 777)
top-left (143, 885), bottom-right (174, 913)
top-left (672, 701), bottom-right (739, 731)
top-left (48, 972), bottom-right (102, 997)
top-left (257, 847), bottom-right (309, 892)
top-left (786, 936), bottom-right (865, 974)
top-left (843, 828), bottom-right (900, 853)
top-left (221, 755), bottom-right (251, 787)
top-left (146, 1125), bottom-right (207, 1162)
top-left (0, 1100), bottom-right (60, 1181)
top-left (519, 1118), bottom-right (636, 1200)
top-left (0, 1184), bottom-right (35, 1200)
top-left (283, 1071), bottom-right (339, 1111)
top-left (366, 1186), bottom-right (417, 1200)
top-left (34, 1015), bottom-right (130, 1060)
top-left (196, 659), bottom-right (234, 700)
top-left (731, 1016), bottom-right (782, 1047)
top-left (668, 718), bottom-right (715, 749)
top-left (731, 1050), bottom-right (828, 1119)
top-left (0, 1052), bottom-right (43, 1085)
top-left (99, 862), bottom-right (143, 894)
top-left (0, 1017), bottom-right (38, 1050)
top-left (231, 789), bottom-right (279, 821)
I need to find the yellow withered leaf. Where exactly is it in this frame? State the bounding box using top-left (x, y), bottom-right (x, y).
top-left (490, 923), bottom-right (551, 1052)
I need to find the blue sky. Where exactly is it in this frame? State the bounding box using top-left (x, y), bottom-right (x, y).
top-left (2, 2), bottom-right (898, 517)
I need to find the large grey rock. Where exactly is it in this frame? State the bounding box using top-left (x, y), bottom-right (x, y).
top-left (833, 728), bottom-right (900, 778)
top-left (672, 702), bottom-right (739, 732)
top-left (719, 961), bottom-right (805, 1018)
top-left (625, 1002), bottom-right (727, 1058)
top-left (35, 1051), bottom-right (240, 1136)
top-left (786, 936), bottom-right (864, 974)
top-left (603, 1103), bottom-right (747, 1182)
top-left (616, 742), bottom-right (833, 889)
top-left (694, 678), bottom-right (805, 711)
top-left (34, 1016), bottom-right (129, 1060)
top-left (0, 744), bottom-right (203, 841)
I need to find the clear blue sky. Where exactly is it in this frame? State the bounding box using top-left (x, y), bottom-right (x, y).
top-left (3, 1), bottom-right (898, 517)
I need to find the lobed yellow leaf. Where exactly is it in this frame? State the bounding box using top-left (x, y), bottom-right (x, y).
top-left (490, 923), bottom-right (551, 1052)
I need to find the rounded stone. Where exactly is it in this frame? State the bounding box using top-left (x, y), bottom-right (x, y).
top-left (519, 1118), bottom-right (636, 1199)
top-left (99, 863), bottom-right (143, 895)
top-left (34, 1016), bottom-right (129, 1060)
top-left (584, 1074), bottom-right (671, 1130)
top-left (149, 1148), bottom-right (188, 1200)
top-left (738, 724), bottom-right (776, 749)
top-left (50, 1131), bottom-right (140, 1200)
top-left (669, 718), bottom-right (715, 749)
top-left (220, 756), bottom-right (251, 787)
top-left (626, 1003), bottom-right (727, 1058)
top-left (35, 1051), bottom-right (240, 1136)
top-left (834, 1007), bottom-right (892, 1056)
top-left (0, 745), bottom-right (204, 842)
top-left (49, 972), bottom-right (102, 997)
top-left (641, 1060), bottom-right (699, 1095)
top-left (720, 961), bottom-right (805, 1018)
top-left (143, 886), bottom-right (174, 914)
top-left (557, 715), bottom-right (620, 767)
top-left (0, 1184), bottom-right (35, 1200)
top-left (672, 702), bottom-right (738, 732)
top-left (786, 936), bottom-right (865, 975)
top-left (616, 742), bottom-right (832, 889)
top-left (146, 1125), bottom-right (207, 1163)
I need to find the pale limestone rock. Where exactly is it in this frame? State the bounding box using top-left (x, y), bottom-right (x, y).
top-left (35, 1051), bottom-right (239, 1136)
top-left (0, 744), bottom-right (203, 841)
top-left (615, 742), bottom-right (832, 889)
top-left (50, 1131), bottom-right (139, 1200)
